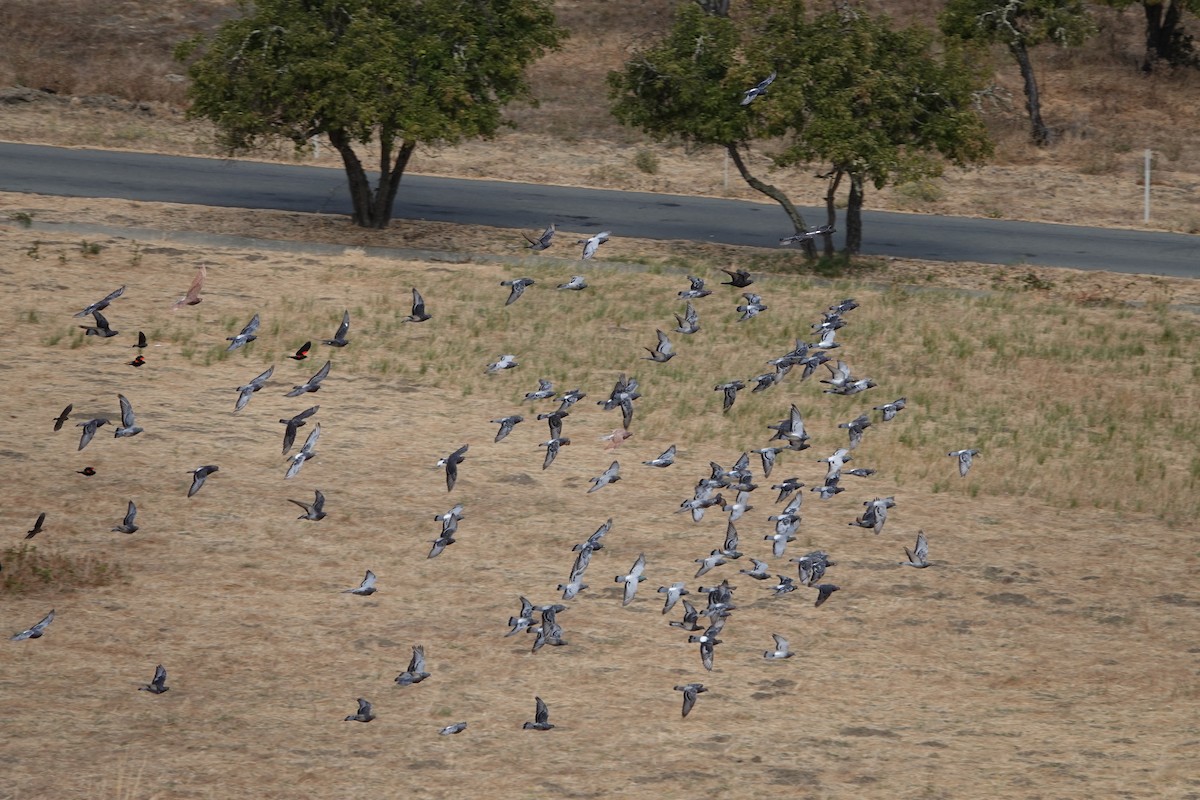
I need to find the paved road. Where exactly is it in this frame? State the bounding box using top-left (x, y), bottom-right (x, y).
top-left (1, 142), bottom-right (1196, 276)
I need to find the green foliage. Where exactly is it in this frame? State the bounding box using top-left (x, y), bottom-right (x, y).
top-left (940, 0), bottom-right (1096, 49)
top-left (633, 148), bottom-right (660, 174)
top-left (179, 0), bottom-right (566, 226)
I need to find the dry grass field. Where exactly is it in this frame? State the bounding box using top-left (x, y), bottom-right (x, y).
top-left (1, 203), bottom-right (1198, 799)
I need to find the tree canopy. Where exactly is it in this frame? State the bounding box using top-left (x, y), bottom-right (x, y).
top-left (178, 0), bottom-right (566, 228)
top-left (609, 0), bottom-right (992, 255)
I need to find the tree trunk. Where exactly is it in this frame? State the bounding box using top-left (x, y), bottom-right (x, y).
top-left (725, 143), bottom-right (816, 258)
top-left (821, 168), bottom-right (843, 258)
top-left (1007, 40), bottom-right (1053, 147)
top-left (328, 128), bottom-right (416, 229)
top-left (1142, 0), bottom-right (1188, 71)
top-left (845, 172), bottom-right (864, 255)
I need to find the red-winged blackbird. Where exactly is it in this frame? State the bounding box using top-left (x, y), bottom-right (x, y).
top-left (128, 355), bottom-right (146, 367)
top-left (77, 467), bottom-right (96, 476)
top-left (288, 341), bottom-right (311, 360)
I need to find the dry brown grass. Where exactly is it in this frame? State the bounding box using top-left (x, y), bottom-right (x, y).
top-left (1, 200), bottom-right (1198, 799)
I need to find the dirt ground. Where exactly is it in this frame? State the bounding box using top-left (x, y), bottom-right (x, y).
top-left (0, 212), bottom-right (1197, 800)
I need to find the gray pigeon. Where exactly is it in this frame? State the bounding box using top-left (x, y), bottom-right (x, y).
top-left (900, 530), bottom-right (931, 568)
top-left (344, 698), bottom-right (375, 722)
top-left (112, 500), bottom-right (139, 534)
top-left (501, 277), bottom-right (535, 305)
top-left (523, 696), bottom-right (555, 730)
top-left (615, 553), bottom-right (646, 605)
top-left (395, 645), bottom-right (430, 685)
top-left (557, 275), bottom-right (588, 291)
top-left (114, 394), bottom-right (143, 438)
top-left (873, 397), bottom-right (906, 421)
top-left (288, 489), bottom-right (327, 521)
top-left (674, 683), bottom-right (707, 717)
top-left (674, 301), bottom-right (700, 335)
top-left (79, 310), bottom-right (118, 337)
top-left (539, 437), bottom-right (571, 470)
top-left (280, 405), bottom-right (319, 454)
top-left (438, 444), bottom-right (469, 491)
top-left (322, 310), bottom-right (351, 347)
top-left (643, 444), bottom-right (676, 468)
top-left (235, 366), bottom-right (275, 412)
top-left (76, 418), bottom-right (109, 451)
top-left (285, 360), bottom-right (332, 397)
top-left (225, 313), bottom-right (260, 351)
top-left (439, 722), bottom-right (468, 735)
top-left (491, 415), bottom-right (524, 443)
top-left (403, 287), bottom-right (431, 322)
top-left (657, 582), bottom-right (689, 614)
top-left (578, 231), bottom-right (610, 260)
top-left (285, 423), bottom-right (320, 479)
top-left (643, 330), bottom-right (675, 362)
top-left (814, 583), bottom-right (840, 607)
top-left (11, 609), bottom-right (55, 641)
top-left (740, 70), bottom-right (776, 105)
top-left (139, 664), bottom-right (169, 694)
top-left (838, 414), bottom-right (872, 450)
top-left (948, 448), bottom-right (980, 477)
top-left (74, 285), bottom-right (125, 317)
top-left (342, 570), bottom-right (377, 595)
top-left (763, 634), bottom-right (793, 660)
top-left (588, 460), bottom-right (621, 493)
top-left (524, 379), bottom-right (555, 401)
top-left (486, 354), bottom-right (519, 374)
top-left (187, 465), bottom-right (219, 497)
top-left (524, 223), bottom-right (555, 251)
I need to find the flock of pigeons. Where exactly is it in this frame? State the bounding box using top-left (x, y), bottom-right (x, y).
top-left (9, 237), bottom-right (981, 732)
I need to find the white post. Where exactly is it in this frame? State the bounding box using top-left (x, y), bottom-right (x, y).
top-left (312, 135), bottom-right (321, 161)
top-left (1144, 148), bottom-right (1151, 223)
top-left (723, 151), bottom-right (729, 192)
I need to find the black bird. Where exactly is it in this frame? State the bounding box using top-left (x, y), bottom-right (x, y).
top-left (132, 331), bottom-right (148, 349)
top-left (280, 405), bottom-right (319, 454)
top-left (53, 404), bottom-right (73, 432)
top-left (523, 696), bottom-right (555, 730)
top-left (322, 310), bottom-right (351, 347)
top-left (288, 341), bottom-right (311, 360)
top-left (523, 223), bottom-right (555, 251)
top-left (139, 664), bottom-right (169, 694)
top-left (403, 288), bottom-right (431, 323)
top-left (26, 512), bottom-right (46, 539)
top-left (719, 267), bottom-right (754, 288)
top-left (80, 310), bottom-right (118, 338)
top-left (814, 583), bottom-right (840, 607)
top-left (438, 444), bottom-right (469, 491)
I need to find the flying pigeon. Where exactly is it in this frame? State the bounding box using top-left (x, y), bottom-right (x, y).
top-left (322, 310), bottom-right (351, 347)
top-left (763, 634), bottom-right (793, 660)
top-left (874, 396), bottom-right (907, 422)
top-left (285, 360), bottom-right (332, 396)
top-left (780, 224), bottom-right (834, 245)
top-left (487, 354), bottom-right (519, 374)
top-left (539, 437), bottom-right (571, 470)
top-left (523, 696), bottom-right (555, 730)
top-left (344, 698), bottom-right (375, 723)
top-left (139, 664), bottom-right (169, 694)
top-left (285, 423), bottom-right (320, 479)
top-left (740, 70), bottom-right (776, 105)
top-left (814, 583), bottom-right (840, 607)
top-left (507, 596), bottom-right (537, 636)
top-left (643, 444), bottom-right (676, 468)
top-left (694, 550), bottom-right (727, 578)
top-left (678, 275), bottom-right (711, 300)
top-left (187, 465), bottom-right (219, 497)
top-left (738, 558), bottom-right (771, 580)
top-left (438, 444), bottom-right (469, 491)
top-left (395, 644), bottom-right (430, 686)
top-left (578, 231), bottom-right (610, 260)
top-left (436, 504), bottom-right (465, 537)
top-left (342, 570), bottom-right (377, 596)
top-left (225, 313), bottom-right (260, 351)
top-left (439, 722), bottom-right (467, 735)
top-left (557, 275), bottom-right (588, 291)
top-left (112, 500), bottom-right (139, 534)
top-left (588, 460), bottom-right (621, 493)
top-left (76, 418), bottom-right (109, 451)
top-left (523, 223), bottom-right (556, 251)
top-left (501, 277), bottom-right (535, 305)
top-left (674, 683), bottom-right (707, 717)
top-left (948, 449), bottom-right (980, 477)
top-left (838, 414), bottom-right (872, 450)
top-left (171, 266), bottom-right (205, 310)
top-left (900, 530), bottom-right (931, 568)
top-left (644, 330), bottom-right (674, 362)
top-left (403, 287), bottom-right (432, 322)
top-left (674, 301), bottom-right (700, 335)
top-left (615, 553), bottom-right (646, 605)
top-left (280, 405), bottom-right (319, 454)
top-left (79, 310), bottom-right (118, 338)
top-left (289, 489), bottom-right (327, 521)
top-left (74, 285), bottom-right (125, 317)
top-left (114, 394), bottom-right (143, 438)
top-left (524, 378), bottom-right (555, 401)
top-left (736, 292), bottom-right (768, 321)
top-left (491, 415), bottom-right (524, 443)
top-left (657, 582), bottom-right (689, 615)
top-left (715, 380), bottom-right (744, 413)
top-left (235, 366), bottom-right (275, 412)
top-left (11, 609), bottom-right (54, 641)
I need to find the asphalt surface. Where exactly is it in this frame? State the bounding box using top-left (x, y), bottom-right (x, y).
top-left (1, 142), bottom-right (1196, 276)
